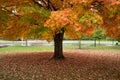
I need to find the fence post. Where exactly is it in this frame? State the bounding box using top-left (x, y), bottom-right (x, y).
top-left (79, 38), bottom-right (81, 49)
top-left (94, 38), bottom-right (96, 47)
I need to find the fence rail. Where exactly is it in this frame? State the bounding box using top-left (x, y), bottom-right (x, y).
top-left (0, 40), bottom-right (119, 47)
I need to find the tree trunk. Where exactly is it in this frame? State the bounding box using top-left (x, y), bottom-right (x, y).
top-left (25, 39), bottom-right (28, 46)
top-left (112, 39), bottom-right (114, 46)
top-left (52, 28), bottom-right (65, 59)
top-left (98, 39), bottom-right (100, 45)
top-left (79, 38), bottom-right (81, 49)
top-left (94, 38), bottom-right (96, 47)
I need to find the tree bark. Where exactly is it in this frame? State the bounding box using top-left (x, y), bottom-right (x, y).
top-left (98, 39), bottom-right (100, 45)
top-left (94, 38), bottom-right (96, 47)
top-left (52, 28), bottom-right (65, 59)
top-left (25, 39), bottom-right (28, 46)
top-left (79, 38), bottom-right (81, 49)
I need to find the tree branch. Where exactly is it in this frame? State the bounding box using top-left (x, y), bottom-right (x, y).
top-left (33, 0), bottom-right (57, 11)
top-left (47, 0), bottom-right (57, 11)
top-left (33, 0), bottom-right (47, 8)
top-left (1, 5), bottom-right (20, 16)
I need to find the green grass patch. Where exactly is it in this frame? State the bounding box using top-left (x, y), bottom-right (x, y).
top-left (0, 46), bottom-right (54, 52)
top-left (0, 45), bottom-right (78, 52)
top-left (0, 45), bottom-right (119, 53)
top-left (82, 45), bottom-right (120, 50)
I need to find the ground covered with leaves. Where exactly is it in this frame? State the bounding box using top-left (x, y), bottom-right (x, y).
top-left (0, 50), bottom-right (120, 80)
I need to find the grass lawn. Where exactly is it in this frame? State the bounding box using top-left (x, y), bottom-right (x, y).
top-left (0, 45), bottom-right (120, 79)
top-left (0, 46), bottom-right (54, 53)
top-left (82, 45), bottom-right (120, 50)
top-left (0, 45), bottom-right (119, 52)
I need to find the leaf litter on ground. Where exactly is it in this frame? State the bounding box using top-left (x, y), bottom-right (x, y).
top-left (0, 50), bottom-right (120, 80)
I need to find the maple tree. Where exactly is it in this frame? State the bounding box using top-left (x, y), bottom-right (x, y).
top-left (44, 8), bottom-right (82, 59)
top-left (44, 9), bottom-right (103, 59)
top-left (0, 0), bottom-right (120, 59)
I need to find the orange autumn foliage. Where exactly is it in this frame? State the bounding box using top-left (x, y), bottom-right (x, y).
top-left (44, 8), bottom-right (83, 39)
top-left (0, 0), bottom-right (120, 40)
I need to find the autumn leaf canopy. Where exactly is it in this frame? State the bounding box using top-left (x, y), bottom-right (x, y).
top-left (0, 0), bottom-right (120, 40)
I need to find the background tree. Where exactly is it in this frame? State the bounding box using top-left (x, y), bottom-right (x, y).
top-left (92, 28), bottom-right (105, 47)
